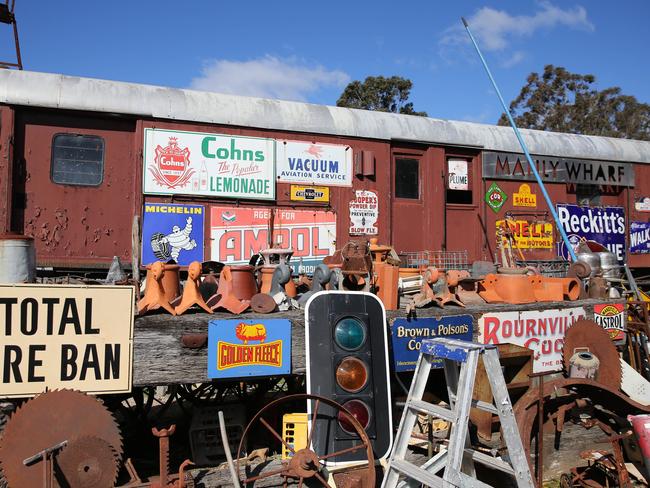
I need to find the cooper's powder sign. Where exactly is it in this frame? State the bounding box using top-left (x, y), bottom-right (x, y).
top-left (143, 128), bottom-right (275, 200)
top-left (277, 140), bottom-right (352, 187)
top-left (594, 303), bottom-right (626, 343)
top-left (0, 285), bottom-right (134, 397)
top-left (207, 319), bottom-right (291, 378)
top-left (349, 190), bottom-right (379, 235)
top-left (479, 307), bottom-right (586, 372)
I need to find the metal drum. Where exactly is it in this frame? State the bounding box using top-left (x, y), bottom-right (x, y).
top-left (0, 234), bottom-right (36, 283)
top-left (596, 251), bottom-right (621, 279)
top-left (576, 252), bottom-right (600, 278)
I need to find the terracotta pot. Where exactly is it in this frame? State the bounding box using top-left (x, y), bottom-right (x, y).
top-left (145, 263), bottom-right (180, 302)
top-left (259, 266), bottom-right (275, 294)
top-left (229, 265), bottom-right (258, 301)
top-left (285, 278), bottom-right (297, 298)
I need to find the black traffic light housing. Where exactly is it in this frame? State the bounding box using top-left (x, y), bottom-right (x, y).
top-left (305, 291), bottom-right (392, 463)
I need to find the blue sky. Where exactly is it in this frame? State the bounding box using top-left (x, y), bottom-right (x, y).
top-left (1, 1), bottom-right (648, 125)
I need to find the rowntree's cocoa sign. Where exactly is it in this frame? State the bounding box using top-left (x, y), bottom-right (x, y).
top-left (143, 128), bottom-right (275, 200)
top-left (478, 307), bottom-right (586, 373)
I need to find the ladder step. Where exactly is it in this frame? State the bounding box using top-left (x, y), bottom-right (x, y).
top-left (391, 459), bottom-right (444, 488)
top-left (472, 399), bottom-right (498, 415)
top-left (408, 399), bottom-right (457, 423)
top-left (464, 448), bottom-right (515, 475)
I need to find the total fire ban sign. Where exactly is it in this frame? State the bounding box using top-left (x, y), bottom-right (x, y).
top-left (207, 319), bottom-right (291, 378)
top-left (391, 315), bottom-right (473, 372)
top-left (0, 284), bottom-right (134, 397)
top-left (143, 128), bottom-right (275, 200)
top-left (478, 307), bottom-right (586, 373)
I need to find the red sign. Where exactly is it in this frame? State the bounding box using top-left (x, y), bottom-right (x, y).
top-left (149, 137), bottom-right (195, 188)
top-left (594, 303), bottom-right (626, 343)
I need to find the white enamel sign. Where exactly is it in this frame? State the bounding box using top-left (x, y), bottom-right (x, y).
top-left (448, 159), bottom-right (469, 190)
top-left (277, 140), bottom-right (352, 187)
top-left (143, 128), bottom-right (275, 200)
top-left (349, 190), bottom-right (379, 235)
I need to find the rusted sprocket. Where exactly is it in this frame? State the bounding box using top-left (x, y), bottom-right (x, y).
top-left (562, 319), bottom-right (622, 390)
top-left (57, 435), bottom-right (120, 488)
top-left (0, 390), bottom-right (122, 488)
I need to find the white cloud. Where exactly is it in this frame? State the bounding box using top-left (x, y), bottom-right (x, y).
top-left (440, 2), bottom-right (594, 54)
top-left (189, 55), bottom-right (350, 102)
top-left (501, 51), bottom-right (526, 68)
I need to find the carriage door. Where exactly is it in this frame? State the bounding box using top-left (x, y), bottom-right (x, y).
top-left (390, 146), bottom-right (439, 254)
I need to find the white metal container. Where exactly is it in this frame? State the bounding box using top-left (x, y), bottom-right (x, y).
top-left (0, 234), bottom-right (36, 283)
top-left (596, 251), bottom-right (621, 279)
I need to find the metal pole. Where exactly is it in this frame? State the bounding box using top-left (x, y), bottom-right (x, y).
top-left (461, 17), bottom-right (577, 261)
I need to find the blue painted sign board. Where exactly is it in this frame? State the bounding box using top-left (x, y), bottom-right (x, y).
top-left (142, 203), bottom-right (205, 266)
top-left (390, 315), bottom-right (473, 372)
top-left (630, 221), bottom-right (650, 254)
top-left (208, 319), bottom-right (291, 379)
top-left (556, 204), bottom-right (626, 263)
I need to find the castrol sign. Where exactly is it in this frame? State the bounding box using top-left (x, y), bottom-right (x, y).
top-left (210, 206), bottom-right (336, 274)
top-left (594, 303), bottom-right (626, 343)
top-left (478, 307), bottom-right (586, 373)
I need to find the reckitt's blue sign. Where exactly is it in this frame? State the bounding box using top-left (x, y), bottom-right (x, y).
top-left (556, 204), bottom-right (626, 262)
top-left (390, 315), bottom-right (473, 372)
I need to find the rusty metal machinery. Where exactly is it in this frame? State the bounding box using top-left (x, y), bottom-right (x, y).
top-left (562, 319), bottom-right (622, 390)
top-left (0, 389), bottom-right (122, 487)
top-left (234, 393), bottom-right (376, 487)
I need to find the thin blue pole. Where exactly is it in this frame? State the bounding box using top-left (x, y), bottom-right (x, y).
top-left (461, 17), bottom-right (577, 261)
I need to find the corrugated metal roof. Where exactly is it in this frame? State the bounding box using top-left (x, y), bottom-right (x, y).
top-left (1, 69), bottom-right (649, 163)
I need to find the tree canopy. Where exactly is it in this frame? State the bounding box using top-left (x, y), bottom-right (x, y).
top-left (336, 76), bottom-right (427, 116)
top-left (498, 65), bottom-right (650, 140)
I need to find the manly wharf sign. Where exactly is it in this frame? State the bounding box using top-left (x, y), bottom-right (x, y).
top-left (482, 151), bottom-right (634, 187)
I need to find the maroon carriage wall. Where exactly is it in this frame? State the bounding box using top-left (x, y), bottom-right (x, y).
top-left (1, 76), bottom-right (649, 271)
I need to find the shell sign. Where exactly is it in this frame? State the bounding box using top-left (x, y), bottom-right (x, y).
top-left (208, 319), bottom-right (291, 378)
top-left (513, 184), bottom-right (537, 207)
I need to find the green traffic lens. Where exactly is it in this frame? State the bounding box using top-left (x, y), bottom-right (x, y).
top-left (334, 317), bottom-right (367, 351)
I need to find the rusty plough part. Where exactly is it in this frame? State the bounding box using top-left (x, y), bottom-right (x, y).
top-left (139, 261), bottom-right (177, 315)
top-left (339, 241), bottom-right (373, 291)
top-left (478, 272), bottom-right (581, 304)
top-left (174, 261), bottom-right (213, 315)
top-left (207, 266), bottom-right (250, 314)
top-left (121, 424), bottom-right (194, 488)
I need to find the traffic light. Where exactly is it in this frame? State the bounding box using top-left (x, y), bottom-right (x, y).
top-left (305, 290), bottom-right (392, 464)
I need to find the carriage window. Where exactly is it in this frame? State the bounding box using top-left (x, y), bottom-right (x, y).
top-left (395, 158), bottom-right (419, 199)
top-left (51, 134), bottom-right (104, 186)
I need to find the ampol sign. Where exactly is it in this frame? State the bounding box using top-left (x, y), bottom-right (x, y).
top-left (210, 206), bottom-right (336, 274)
top-left (478, 307), bottom-right (586, 372)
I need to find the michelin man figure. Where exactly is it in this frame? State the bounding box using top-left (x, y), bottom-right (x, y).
top-left (161, 216), bottom-right (197, 261)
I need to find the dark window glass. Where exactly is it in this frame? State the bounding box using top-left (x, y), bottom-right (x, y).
top-left (446, 189), bottom-right (473, 204)
top-left (395, 158), bottom-right (419, 199)
top-left (51, 134), bottom-right (104, 186)
top-left (576, 184), bottom-right (601, 206)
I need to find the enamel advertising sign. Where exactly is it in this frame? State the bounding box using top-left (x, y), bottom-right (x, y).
top-left (141, 203), bottom-right (204, 266)
top-left (143, 128), bottom-right (275, 200)
top-left (556, 204), bottom-right (626, 262)
top-left (447, 159), bottom-right (469, 190)
top-left (210, 206), bottom-right (336, 274)
top-left (391, 315), bottom-right (473, 372)
top-left (277, 140), bottom-right (352, 187)
top-left (496, 219), bottom-right (553, 249)
top-left (349, 190), bottom-right (379, 235)
top-left (478, 307), bottom-right (586, 373)
top-left (0, 284), bottom-right (134, 397)
top-left (593, 303), bottom-right (626, 343)
top-left (630, 222), bottom-right (650, 254)
top-left (207, 319), bottom-right (291, 379)
top-left (290, 185), bottom-right (330, 203)
top-left (513, 184), bottom-right (537, 207)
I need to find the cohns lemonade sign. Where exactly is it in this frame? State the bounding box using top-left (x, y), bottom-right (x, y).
top-left (143, 128), bottom-right (275, 200)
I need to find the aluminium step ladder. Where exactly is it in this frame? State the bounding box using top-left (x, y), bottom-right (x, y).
top-left (382, 337), bottom-right (534, 488)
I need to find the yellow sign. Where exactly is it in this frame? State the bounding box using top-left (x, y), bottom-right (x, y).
top-left (513, 184), bottom-right (537, 207)
top-left (496, 219), bottom-right (553, 249)
top-left (0, 284), bottom-right (134, 397)
top-left (290, 185), bottom-right (330, 203)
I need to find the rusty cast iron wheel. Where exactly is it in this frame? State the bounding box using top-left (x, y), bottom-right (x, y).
top-left (0, 390), bottom-right (122, 488)
top-left (56, 435), bottom-right (120, 488)
top-left (562, 319), bottom-right (622, 389)
top-left (236, 393), bottom-right (376, 487)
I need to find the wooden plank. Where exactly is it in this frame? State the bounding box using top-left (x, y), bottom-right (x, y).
top-left (132, 298), bottom-right (621, 387)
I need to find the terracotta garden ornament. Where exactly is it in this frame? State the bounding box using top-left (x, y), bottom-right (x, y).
top-left (175, 261), bottom-right (213, 315)
top-left (138, 261), bottom-right (177, 315)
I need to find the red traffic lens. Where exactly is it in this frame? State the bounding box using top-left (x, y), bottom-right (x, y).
top-left (336, 357), bottom-right (369, 393)
top-left (338, 399), bottom-right (371, 434)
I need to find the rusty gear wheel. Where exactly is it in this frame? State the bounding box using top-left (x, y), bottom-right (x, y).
top-left (0, 390), bottom-right (122, 488)
top-left (57, 436), bottom-right (119, 488)
top-left (562, 319), bottom-right (622, 390)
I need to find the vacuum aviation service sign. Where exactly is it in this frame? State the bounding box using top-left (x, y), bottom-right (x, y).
top-left (277, 140), bottom-right (352, 187)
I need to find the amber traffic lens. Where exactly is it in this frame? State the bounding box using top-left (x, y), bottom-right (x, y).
top-left (338, 399), bottom-right (371, 434)
top-left (336, 357), bottom-right (369, 393)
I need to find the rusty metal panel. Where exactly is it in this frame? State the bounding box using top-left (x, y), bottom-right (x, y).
top-left (0, 105), bottom-right (14, 233)
top-left (14, 109), bottom-right (136, 268)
